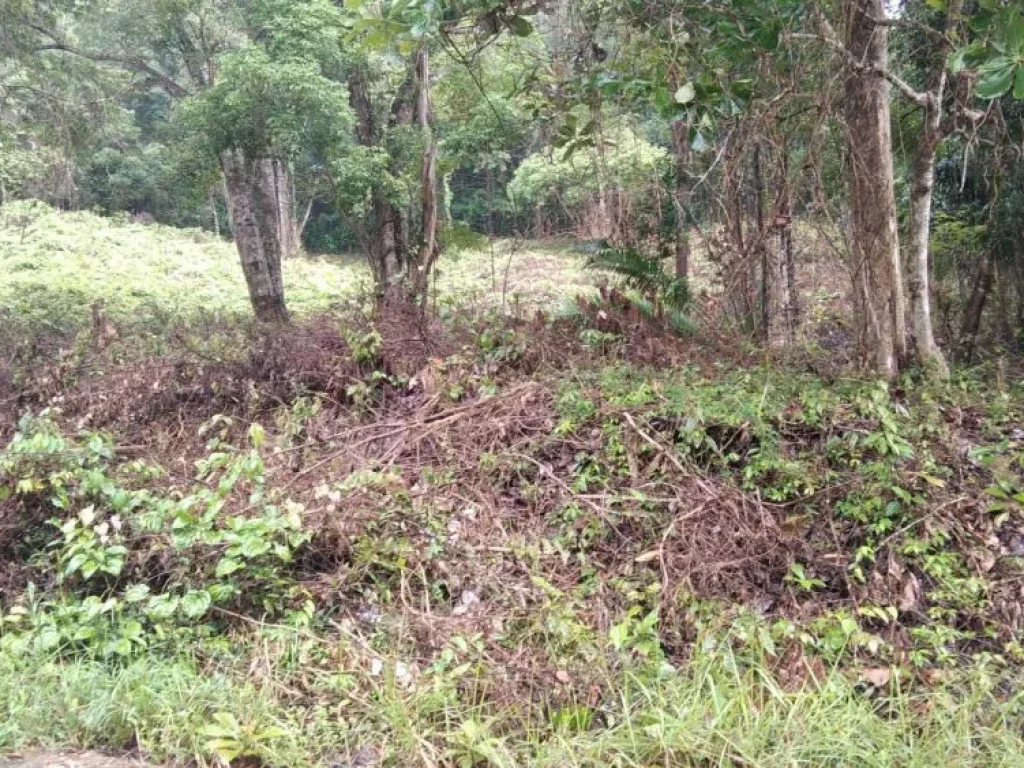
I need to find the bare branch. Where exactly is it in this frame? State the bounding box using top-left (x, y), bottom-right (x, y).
top-left (796, 13), bottom-right (928, 107)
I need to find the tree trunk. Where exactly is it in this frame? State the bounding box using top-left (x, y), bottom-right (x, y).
top-left (754, 143), bottom-right (769, 341)
top-left (220, 149), bottom-right (290, 323)
top-left (670, 119), bottom-right (692, 280)
top-left (779, 145), bottom-right (798, 341)
top-left (902, 0), bottom-right (961, 377)
top-left (957, 250), bottom-right (993, 365)
top-left (271, 159), bottom-right (298, 258)
top-left (411, 47), bottom-right (439, 304)
top-left (347, 68), bottom-right (406, 289)
top-left (906, 120), bottom-right (949, 376)
top-left (842, 0), bottom-right (905, 377)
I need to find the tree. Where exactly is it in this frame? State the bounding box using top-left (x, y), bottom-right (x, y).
top-left (838, 0), bottom-right (906, 377)
top-left (8, 0), bottom-right (349, 322)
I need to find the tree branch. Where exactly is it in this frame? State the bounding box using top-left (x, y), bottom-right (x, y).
top-left (798, 13), bottom-right (928, 107)
top-left (29, 24), bottom-right (190, 98)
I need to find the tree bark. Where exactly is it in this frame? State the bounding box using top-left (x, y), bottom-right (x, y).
top-left (779, 143), bottom-right (798, 341)
top-left (670, 119), bottom-right (692, 280)
top-left (906, 117), bottom-right (949, 375)
top-left (754, 143), bottom-right (769, 341)
top-left (842, 0), bottom-right (905, 377)
top-left (902, 2), bottom-right (960, 378)
top-left (957, 250), bottom-right (993, 365)
top-left (411, 47), bottom-right (439, 304)
top-left (347, 67), bottom-right (406, 289)
top-left (220, 149), bottom-right (290, 323)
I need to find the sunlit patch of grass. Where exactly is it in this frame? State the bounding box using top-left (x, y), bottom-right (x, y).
top-left (2, 630), bottom-right (1022, 767)
top-left (0, 203), bottom-right (597, 355)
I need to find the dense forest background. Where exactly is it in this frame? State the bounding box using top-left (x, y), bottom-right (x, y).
top-left (4, 0), bottom-right (1024, 371)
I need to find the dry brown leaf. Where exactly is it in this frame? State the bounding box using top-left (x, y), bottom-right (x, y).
top-left (860, 667), bottom-right (891, 687)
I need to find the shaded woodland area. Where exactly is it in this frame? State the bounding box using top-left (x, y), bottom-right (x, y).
top-left (4, 1), bottom-right (1024, 766)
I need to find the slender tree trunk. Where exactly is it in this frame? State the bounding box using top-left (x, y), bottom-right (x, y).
top-left (906, 121), bottom-right (949, 375)
top-left (298, 197), bottom-right (315, 240)
top-left (754, 143), bottom-right (769, 341)
top-left (902, 1), bottom-right (961, 377)
top-left (779, 145), bottom-right (798, 341)
top-left (347, 68), bottom-right (406, 289)
top-left (412, 47), bottom-right (439, 303)
top-left (670, 119), bottom-right (692, 280)
top-left (220, 149), bottom-right (290, 323)
top-left (842, 0), bottom-right (904, 377)
top-left (957, 250), bottom-right (993, 364)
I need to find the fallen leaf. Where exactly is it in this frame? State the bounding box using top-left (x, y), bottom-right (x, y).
top-left (860, 667), bottom-right (891, 687)
top-left (555, 670), bottom-right (570, 684)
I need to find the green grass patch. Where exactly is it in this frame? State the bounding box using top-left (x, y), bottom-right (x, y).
top-left (2, 634), bottom-right (1023, 767)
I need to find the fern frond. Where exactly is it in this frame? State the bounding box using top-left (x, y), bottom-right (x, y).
top-left (585, 246), bottom-right (691, 311)
top-left (585, 247), bottom-right (668, 296)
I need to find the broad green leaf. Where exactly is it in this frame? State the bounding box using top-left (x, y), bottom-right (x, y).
top-left (123, 583), bottom-right (151, 603)
top-left (1014, 65), bottom-right (1024, 99)
top-left (64, 552), bottom-right (88, 576)
top-left (977, 59), bottom-right (1015, 98)
top-left (1006, 12), bottom-right (1024, 53)
top-left (181, 589), bottom-right (212, 619)
top-left (145, 594), bottom-right (179, 619)
top-left (240, 536), bottom-right (271, 559)
top-left (216, 557), bottom-right (243, 578)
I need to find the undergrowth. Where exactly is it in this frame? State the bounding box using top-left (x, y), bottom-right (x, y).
top-left (3, 206), bottom-right (1024, 766)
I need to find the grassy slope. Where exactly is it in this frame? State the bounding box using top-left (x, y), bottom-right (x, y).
top-left (0, 202), bottom-right (596, 339)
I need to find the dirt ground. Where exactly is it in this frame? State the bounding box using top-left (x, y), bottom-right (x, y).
top-left (0, 753), bottom-right (152, 768)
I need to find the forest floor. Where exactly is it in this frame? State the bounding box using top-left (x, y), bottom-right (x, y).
top-left (2, 203), bottom-right (1024, 767)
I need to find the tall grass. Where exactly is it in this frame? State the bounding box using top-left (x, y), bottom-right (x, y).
top-left (2, 635), bottom-right (1022, 767)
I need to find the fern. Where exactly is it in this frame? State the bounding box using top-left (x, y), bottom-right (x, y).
top-left (584, 246), bottom-right (691, 311)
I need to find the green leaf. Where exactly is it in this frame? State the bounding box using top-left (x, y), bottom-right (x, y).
top-left (203, 739), bottom-right (242, 761)
top-left (181, 589), bottom-right (212, 619)
top-left (248, 422), bottom-right (266, 449)
top-left (977, 59), bottom-right (1015, 98)
top-left (510, 15), bottom-right (533, 37)
top-left (216, 557), bottom-right (243, 578)
top-left (64, 553), bottom-right (88, 577)
top-left (730, 80), bottom-right (754, 101)
top-left (1014, 65), bottom-right (1024, 99)
top-left (1006, 12), bottom-right (1024, 54)
top-left (145, 594), bottom-right (179, 619)
top-left (240, 536), bottom-right (271, 559)
top-left (123, 583), bottom-right (151, 603)
top-left (674, 82), bottom-right (696, 104)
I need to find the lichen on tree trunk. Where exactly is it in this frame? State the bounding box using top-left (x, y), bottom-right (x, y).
top-left (219, 149), bottom-right (292, 323)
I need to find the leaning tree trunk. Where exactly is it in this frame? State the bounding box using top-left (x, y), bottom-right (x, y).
top-left (220, 149), bottom-right (291, 323)
top-left (842, 0), bottom-right (905, 377)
